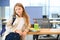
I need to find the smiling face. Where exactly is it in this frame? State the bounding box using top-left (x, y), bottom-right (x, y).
top-left (15, 6), bottom-right (23, 17)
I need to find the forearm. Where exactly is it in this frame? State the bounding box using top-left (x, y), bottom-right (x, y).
top-left (25, 24), bottom-right (31, 32)
top-left (24, 26), bottom-right (30, 33)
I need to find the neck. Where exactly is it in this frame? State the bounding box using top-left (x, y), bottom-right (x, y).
top-left (16, 14), bottom-right (22, 17)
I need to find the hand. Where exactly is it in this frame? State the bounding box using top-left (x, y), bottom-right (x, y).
top-left (22, 31), bottom-right (27, 36)
top-left (15, 30), bottom-right (22, 35)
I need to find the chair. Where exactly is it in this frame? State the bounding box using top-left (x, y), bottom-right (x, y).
top-left (1, 19), bottom-right (6, 36)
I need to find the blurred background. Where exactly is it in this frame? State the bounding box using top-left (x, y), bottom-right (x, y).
top-left (0, 0), bottom-right (60, 40)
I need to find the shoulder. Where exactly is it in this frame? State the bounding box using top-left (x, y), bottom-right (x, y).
top-left (20, 17), bottom-right (25, 21)
top-left (6, 16), bottom-right (13, 21)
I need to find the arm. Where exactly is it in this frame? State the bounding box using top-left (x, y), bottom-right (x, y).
top-left (5, 16), bottom-right (13, 31)
top-left (22, 22), bottom-right (31, 36)
top-left (24, 23), bottom-right (31, 33)
top-left (15, 18), bottom-right (25, 35)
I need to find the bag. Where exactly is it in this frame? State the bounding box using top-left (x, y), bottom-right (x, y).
top-left (5, 32), bottom-right (21, 40)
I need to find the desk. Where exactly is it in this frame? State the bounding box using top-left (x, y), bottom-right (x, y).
top-left (50, 21), bottom-right (60, 28)
top-left (28, 28), bottom-right (60, 40)
top-left (49, 18), bottom-right (60, 20)
top-left (50, 21), bottom-right (60, 24)
top-left (49, 18), bottom-right (60, 28)
top-left (28, 28), bottom-right (60, 35)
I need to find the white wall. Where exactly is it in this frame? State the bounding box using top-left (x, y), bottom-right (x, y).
top-left (0, 7), bottom-right (2, 30)
top-left (0, 7), bottom-right (5, 19)
top-left (50, 0), bottom-right (60, 6)
top-left (10, 0), bottom-right (49, 15)
top-left (10, 0), bottom-right (31, 15)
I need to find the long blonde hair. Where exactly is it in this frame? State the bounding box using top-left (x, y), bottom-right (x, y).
top-left (13, 3), bottom-right (30, 27)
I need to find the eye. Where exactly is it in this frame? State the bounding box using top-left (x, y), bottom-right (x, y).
top-left (18, 8), bottom-right (21, 10)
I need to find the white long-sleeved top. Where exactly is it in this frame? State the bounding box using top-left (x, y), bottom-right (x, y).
top-left (2, 15), bottom-right (25, 40)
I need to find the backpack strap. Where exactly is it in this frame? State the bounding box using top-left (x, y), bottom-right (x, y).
top-left (12, 16), bottom-right (16, 25)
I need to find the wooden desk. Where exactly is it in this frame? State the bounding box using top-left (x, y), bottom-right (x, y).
top-left (28, 28), bottom-right (60, 35)
top-left (28, 28), bottom-right (60, 40)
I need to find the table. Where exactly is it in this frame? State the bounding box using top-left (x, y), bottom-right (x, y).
top-left (28, 28), bottom-right (60, 40)
top-left (50, 21), bottom-right (60, 24)
top-left (50, 21), bottom-right (60, 28)
top-left (49, 18), bottom-right (60, 28)
top-left (28, 28), bottom-right (60, 35)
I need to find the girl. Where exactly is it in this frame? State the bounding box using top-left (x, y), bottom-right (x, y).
top-left (2, 3), bottom-right (31, 40)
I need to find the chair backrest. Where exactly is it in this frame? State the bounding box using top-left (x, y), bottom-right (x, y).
top-left (36, 18), bottom-right (52, 28)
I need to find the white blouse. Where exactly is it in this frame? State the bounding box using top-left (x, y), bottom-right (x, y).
top-left (2, 15), bottom-right (25, 40)
top-left (15, 17), bottom-right (25, 30)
